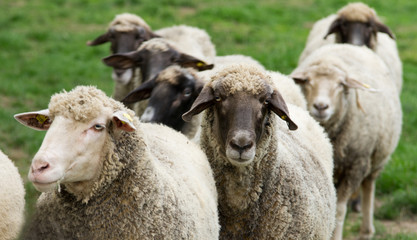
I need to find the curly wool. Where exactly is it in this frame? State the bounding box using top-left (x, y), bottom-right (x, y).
top-left (109, 13), bottom-right (152, 32)
top-left (24, 86), bottom-right (219, 240)
top-left (337, 2), bottom-right (378, 22)
top-left (0, 150), bottom-right (25, 240)
top-left (199, 65), bottom-right (336, 239)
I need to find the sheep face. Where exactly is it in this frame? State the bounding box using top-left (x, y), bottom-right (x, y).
top-left (291, 64), bottom-right (376, 126)
top-left (122, 66), bottom-right (203, 132)
top-left (88, 26), bottom-right (158, 84)
top-left (102, 40), bottom-right (213, 85)
top-left (324, 3), bottom-right (395, 49)
top-left (183, 66), bottom-right (297, 167)
top-left (14, 95), bottom-right (136, 193)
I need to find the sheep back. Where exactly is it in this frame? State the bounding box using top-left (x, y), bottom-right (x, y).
top-left (0, 150), bottom-right (25, 240)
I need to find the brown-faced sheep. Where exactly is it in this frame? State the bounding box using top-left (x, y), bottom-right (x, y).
top-left (298, 2), bottom-right (402, 92)
top-left (182, 64), bottom-right (336, 239)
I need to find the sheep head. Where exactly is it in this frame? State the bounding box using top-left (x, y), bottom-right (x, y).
top-left (291, 63), bottom-right (377, 126)
top-left (324, 2), bottom-right (395, 49)
top-left (103, 39), bottom-right (214, 86)
top-left (183, 64), bottom-right (297, 167)
top-left (14, 86), bottom-right (136, 195)
top-left (122, 65), bottom-right (204, 132)
top-left (87, 13), bottom-right (160, 84)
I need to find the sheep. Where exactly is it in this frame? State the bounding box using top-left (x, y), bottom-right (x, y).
top-left (121, 54), bottom-right (265, 141)
top-left (103, 28), bottom-right (215, 115)
top-left (0, 150), bottom-right (25, 240)
top-left (290, 44), bottom-right (402, 240)
top-left (182, 64), bottom-right (336, 239)
top-left (14, 86), bottom-right (219, 240)
top-left (298, 2), bottom-right (402, 92)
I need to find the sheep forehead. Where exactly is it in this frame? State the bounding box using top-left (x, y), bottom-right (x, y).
top-left (138, 38), bottom-right (171, 52)
top-left (210, 64), bottom-right (272, 95)
top-left (306, 64), bottom-right (345, 84)
top-left (338, 2), bottom-right (378, 22)
top-left (109, 13), bottom-right (151, 32)
top-left (48, 86), bottom-right (124, 122)
top-left (156, 66), bottom-right (197, 85)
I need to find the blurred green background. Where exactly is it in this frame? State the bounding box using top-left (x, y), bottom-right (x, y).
top-left (0, 0), bottom-right (416, 239)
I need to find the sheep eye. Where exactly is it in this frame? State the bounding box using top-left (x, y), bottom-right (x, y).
top-left (183, 88), bottom-right (192, 97)
top-left (264, 100), bottom-right (269, 105)
top-left (93, 124), bottom-right (105, 131)
top-left (215, 96), bottom-right (221, 102)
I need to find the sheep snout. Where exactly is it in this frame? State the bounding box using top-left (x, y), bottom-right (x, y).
top-left (226, 130), bottom-right (256, 166)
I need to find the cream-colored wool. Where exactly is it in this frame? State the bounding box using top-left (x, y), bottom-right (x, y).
top-left (298, 3), bottom-right (402, 92)
top-left (291, 44), bottom-right (402, 240)
top-left (0, 150), bottom-right (25, 240)
top-left (198, 64), bottom-right (336, 239)
top-left (22, 86), bottom-right (219, 240)
top-left (108, 13), bottom-right (152, 32)
top-left (267, 70), bottom-right (307, 109)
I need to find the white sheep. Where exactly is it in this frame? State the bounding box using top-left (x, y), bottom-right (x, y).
top-left (182, 64), bottom-right (336, 239)
top-left (120, 54), bottom-right (265, 141)
top-left (298, 2), bottom-right (402, 92)
top-left (0, 150), bottom-right (25, 240)
top-left (14, 86), bottom-right (219, 240)
top-left (290, 44), bottom-right (402, 240)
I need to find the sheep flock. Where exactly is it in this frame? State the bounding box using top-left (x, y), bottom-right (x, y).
top-left (3, 1), bottom-right (405, 240)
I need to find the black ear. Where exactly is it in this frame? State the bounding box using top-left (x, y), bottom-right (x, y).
top-left (182, 86), bottom-right (215, 122)
top-left (87, 32), bottom-right (110, 46)
top-left (122, 78), bottom-right (156, 104)
top-left (373, 21), bottom-right (396, 40)
top-left (102, 51), bottom-right (142, 69)
top-left (268, 90), bottom-right (298, 130)
top-left (324, 18), bottom-right (342, 39)
top-left (176, 53), bottom-right (214, 71)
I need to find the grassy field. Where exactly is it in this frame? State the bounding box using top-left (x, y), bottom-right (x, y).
top-left (1, 0), bottom-right (416, 239)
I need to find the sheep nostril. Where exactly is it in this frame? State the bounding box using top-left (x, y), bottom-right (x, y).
top-left (230, 140), bottom-right (254, 153)
top-left (114, 69), bottom-right (125, 77)
top-left (314, 103), bottom-right (329, 111)
top-left (33, 162), bottom-right (49, 173)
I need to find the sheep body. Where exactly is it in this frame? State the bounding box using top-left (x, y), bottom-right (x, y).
top-left (0, 150), bottom-right (25, 240)
top-left (298, 3), bottom-right (402, 92)
top-left (17, 86), bottom-right (219, 240)
top-left (187, 64), bottom-right (336, 239)
top-left (291, 44), bottom-right (402, 239)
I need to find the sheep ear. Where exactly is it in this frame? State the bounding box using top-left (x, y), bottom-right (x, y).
top-left (112, 111), bottom-right (136, 132)
top-left (122, 78), bottom-right (156, 104)
top-left (268, 90), bottom-right (298, 130)
top-left (290, 71), bottom-right (308, 85)
top-left (176, 53), bottom-right (214, 71)
top-left (14, 109), bottom-right (51, 131)
top-left (324, 18), bottom-right (342, 39)
top-left (87, 32), bottom-right (110, 46)
top-left (374, 21), bottom-right (396, 40)
top-left (343, 77), bottom-right (379, 92)
top-left (182, 86), bottom-right (214, 122)
top-left (102, 51), bottom-right (141, 69)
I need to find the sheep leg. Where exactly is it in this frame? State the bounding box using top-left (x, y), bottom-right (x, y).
top-left (332, 194), bottom-right (349, 240)
top-left (359, 175), bottom-right (376, 240)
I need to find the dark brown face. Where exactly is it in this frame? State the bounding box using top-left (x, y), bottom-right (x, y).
top-left (102, 46), bottom-right (213, 85)
top-left (325, 18), bottom-right (395, 49)
top-left (122, 69), bottom-right (203, 132)
top-left (213, 91), bottom-right (269, 166)
top-left (87, 26), bottom-right (159, 83)
top-left (183, 83), bottom-right (297, 167)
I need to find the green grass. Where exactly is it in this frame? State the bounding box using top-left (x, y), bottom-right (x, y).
top-left (1, 0), bottom-right (416, 238)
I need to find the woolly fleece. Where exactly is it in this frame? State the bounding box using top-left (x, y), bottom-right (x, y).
top-left (199, 64), bottom-right (336, 239)
top-left (109, 13), bottom-right (152, 32)
top-left (24, 86), bottom-right (219, 240)
top-left (0, 150), bottom-right (25, 240)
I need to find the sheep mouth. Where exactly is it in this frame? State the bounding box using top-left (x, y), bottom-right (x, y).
top-left (32, 181), bottom-right (58, 192)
